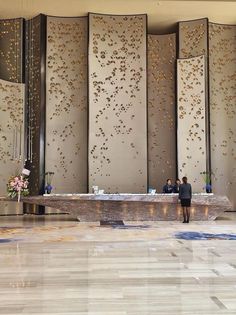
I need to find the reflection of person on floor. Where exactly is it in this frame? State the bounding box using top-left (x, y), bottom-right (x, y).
top-left (173, 179), bottom-right (181, 193)
top-left (179, 176), bottom-right (192, 223)
top-left (162, 179), bottom-right (173, 193)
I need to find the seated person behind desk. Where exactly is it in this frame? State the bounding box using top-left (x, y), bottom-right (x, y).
top-left (173, 179), bottom-right (181, 193)
top-left (163, 179), bottom-right (173, 194)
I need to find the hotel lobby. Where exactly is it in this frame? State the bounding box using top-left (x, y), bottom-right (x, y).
top-left (0, 0), bottom-right (236, 314)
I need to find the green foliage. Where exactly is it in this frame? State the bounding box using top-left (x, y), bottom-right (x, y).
top-left (200, 171), bottom-right (211, 184)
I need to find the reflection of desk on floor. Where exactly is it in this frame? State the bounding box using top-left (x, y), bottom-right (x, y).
top-left (21, 193), bottom-right (233, 221)
top-left (0, 197), bottom-right (23, 215)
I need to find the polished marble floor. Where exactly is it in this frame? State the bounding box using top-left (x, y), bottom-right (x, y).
top-left (0, 212), bottom-right (236, 314)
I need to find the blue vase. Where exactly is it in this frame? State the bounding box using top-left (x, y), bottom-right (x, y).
top-left (205, 184), bottom-right (212, 193)
top-left (45, 184), bottom-right (52, 194)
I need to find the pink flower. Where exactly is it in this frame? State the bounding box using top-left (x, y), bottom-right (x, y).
top-left (7, 174), bottom-right (29, 198)
top-left (18, 181), bottom-right (23, 188)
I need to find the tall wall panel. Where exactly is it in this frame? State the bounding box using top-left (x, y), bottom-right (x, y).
top-left (209, 23), bottom-right (236, 209)
top-left (178, 18), bottom-right (210, 175)
top-left (46, 16), bottom-right (88, 193)
top-left (0, 79), bottom-right (25, 194)
top-left (25, 15), bottom-right (46, 195)
top-left (177, 55), bottom-right (207, 192)
top-left (148, 34), bottom-right (176, 192)
top-left (178, 18), bottom-right (208, 58)
top-left (0, 18), bottom-right (24, 83)
top-left (89, 14), bottom-right (147, 193)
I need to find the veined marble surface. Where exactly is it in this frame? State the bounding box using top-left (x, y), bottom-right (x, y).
top-left (20, 194), bottom-right (233, 221)
top-left (0, 213), bottom-right (236, 314)
top-left (37, 193), bottom-right (227, 207)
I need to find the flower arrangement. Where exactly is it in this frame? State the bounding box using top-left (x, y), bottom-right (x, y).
top-left (45, 171), bottom-right (54, 194)
top-left (7, 174), bottom-right (29, 202)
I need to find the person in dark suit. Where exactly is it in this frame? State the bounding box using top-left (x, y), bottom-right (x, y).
top-left (173, 179), bottom-right (181, 193)
top-left (179, 176), bottom-right (192, 223)
top-left (162, 179), bottom-right (173, 194)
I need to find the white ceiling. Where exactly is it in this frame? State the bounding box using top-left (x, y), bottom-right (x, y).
top-left (0, 0), bottom-right (235, 33)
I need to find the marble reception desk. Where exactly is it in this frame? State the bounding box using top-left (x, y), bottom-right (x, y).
top-left (21, 193), bottom-right (233, 221)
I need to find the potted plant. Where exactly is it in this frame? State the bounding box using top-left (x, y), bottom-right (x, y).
top-left (7, 173), bottom-right (29, 202)
top-left (200, 171), bottom-right (212, 193)
top-left (45, 171), bottom-right (54, 194)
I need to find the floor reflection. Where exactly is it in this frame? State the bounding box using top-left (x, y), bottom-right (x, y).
top-left (0, 212), bottom-right (236, 314)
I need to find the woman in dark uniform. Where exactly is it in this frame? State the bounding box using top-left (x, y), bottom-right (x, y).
top-left (173, 179), bottom-right (181, 193)
top-left (179, 176), bottom-right (192, 223)
top-left (162, 179), bottom-right (173, 194)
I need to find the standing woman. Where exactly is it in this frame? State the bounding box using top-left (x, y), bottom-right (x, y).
top-left (179, 176), bottom-right (192, 223)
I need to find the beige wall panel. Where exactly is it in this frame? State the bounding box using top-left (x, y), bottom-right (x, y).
top-left (209, 23), bottom-right (236, 209)
top-left (148, 34), bottom-right (176, 192)
top-left (0, 18), bottom-right (23, 83)
top-left (178, 18), bottom-right (211, 176)
top-left (0, 79), bottom-right (24, 194)
top-left (89, 14), bottom-right (147, 193)
top-left (178, 18), bottom-right (208, 58)
top-left (177, 55), bottom-right (207, 192)
top-left (46, 16), bottom-right (88, 193)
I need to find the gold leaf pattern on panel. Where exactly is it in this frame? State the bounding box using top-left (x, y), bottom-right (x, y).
top-left (0, 19), bottom-right (23, 83)
top-left (179, 19), bottom-right (207, 58)
top-left (177, 55), bottom-right (206, 191)
top-left (46, 17), bottom-right (88, 193)
top-left (209, 23), bottom-right (236, 203)
top-left (89, 14), bottom-right (147, 193)
top-left (0, 80), bottom-right (24, 193)
top-left (147, 34), bottom-right (176, 192)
